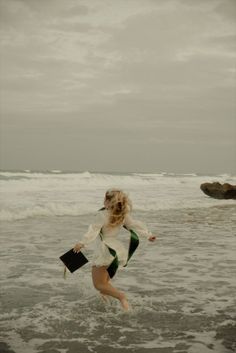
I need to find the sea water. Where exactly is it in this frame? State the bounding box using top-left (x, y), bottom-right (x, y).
top-left (0, 171), bottom-right (235, 353)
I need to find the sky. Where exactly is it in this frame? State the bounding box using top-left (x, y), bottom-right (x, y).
top-left (0, 0), bottom-right (235, 174)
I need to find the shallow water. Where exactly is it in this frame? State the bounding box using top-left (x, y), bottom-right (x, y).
top-left (0, 204), bottom-right (236, 353)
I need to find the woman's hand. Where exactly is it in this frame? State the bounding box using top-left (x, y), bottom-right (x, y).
top-left (73, 243), bottom-right (84, 253)
top-left (148, 235), bottom-right (156, 242)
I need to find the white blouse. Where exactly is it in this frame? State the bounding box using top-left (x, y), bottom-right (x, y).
top-left (80, 209), bottom-right (152, 248)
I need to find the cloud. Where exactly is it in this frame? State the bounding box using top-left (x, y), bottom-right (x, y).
top-left (213, 0), bottom-right (236, 22)
top-left (0, 0), bottom-right (235, 173)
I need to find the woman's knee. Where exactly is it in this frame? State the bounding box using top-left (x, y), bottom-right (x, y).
top-left (94, 283), bottom-right (106, 292)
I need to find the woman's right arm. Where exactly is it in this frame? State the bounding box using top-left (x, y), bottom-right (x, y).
top-left (73, 212), bottom-right (104, 253)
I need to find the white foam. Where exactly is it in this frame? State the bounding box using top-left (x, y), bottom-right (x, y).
top-left (0, 171), bottom-right (235, 221)
top-left (50, 169), bottom-right (62, 173)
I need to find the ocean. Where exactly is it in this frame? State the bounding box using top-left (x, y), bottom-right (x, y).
top-left (0, 170), bottom-right (235, 353)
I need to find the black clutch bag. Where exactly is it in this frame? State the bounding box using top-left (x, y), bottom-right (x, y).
top-left (59, 249), bottom-right (89, 273)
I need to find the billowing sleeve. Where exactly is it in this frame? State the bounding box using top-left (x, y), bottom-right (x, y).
top-left (124, 213), bottom-right (153, 239)
top-left (80, 212), bottom-right (104, 248)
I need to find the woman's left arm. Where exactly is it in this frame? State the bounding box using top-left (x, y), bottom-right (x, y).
top-left (124, 214), bottom-right (156, 242)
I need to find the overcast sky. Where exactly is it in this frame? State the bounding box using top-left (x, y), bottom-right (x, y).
top-left (0, 0), bottom-right (235, 174)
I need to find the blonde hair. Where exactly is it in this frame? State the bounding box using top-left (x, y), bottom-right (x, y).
top-left (105, 189), bottom-right (132, 227)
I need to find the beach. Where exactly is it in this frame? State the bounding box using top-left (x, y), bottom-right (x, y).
top-left (0, 171), bottom-right (235, 353)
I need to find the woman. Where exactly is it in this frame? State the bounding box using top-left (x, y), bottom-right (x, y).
top-left (73, 189), bottom-right (156, 311)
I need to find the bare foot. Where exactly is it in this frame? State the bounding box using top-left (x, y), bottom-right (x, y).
top-left (120, 293), bottom-right (129, 311)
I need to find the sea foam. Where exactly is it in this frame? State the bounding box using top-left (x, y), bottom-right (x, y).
top-left (0, 171), bottom-right (235, 221)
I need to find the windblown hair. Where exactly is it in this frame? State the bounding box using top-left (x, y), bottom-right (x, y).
top-left (105, 189), bottom-right (132, 227)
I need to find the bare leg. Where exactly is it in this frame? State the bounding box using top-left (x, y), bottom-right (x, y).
top-left (92, 266), bottom-right (129, 311)
top-left (100, 293), bottom-right (109, 303)
top-left (100, 270), bottom-right (110, 302)
top-left (97, 269), bottom-right (107, 302)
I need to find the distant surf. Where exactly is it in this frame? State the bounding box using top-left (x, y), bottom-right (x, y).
top-left (0, 171), bottom-right (235, 221)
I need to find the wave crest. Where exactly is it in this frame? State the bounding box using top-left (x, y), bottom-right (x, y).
top-left (0, 203), bottom-right (92, 221)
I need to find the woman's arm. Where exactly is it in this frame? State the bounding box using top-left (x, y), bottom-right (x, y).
top-left (73, 212), bottom-right (104, 253)
top-left (124, 213), bottom-right (156, 241)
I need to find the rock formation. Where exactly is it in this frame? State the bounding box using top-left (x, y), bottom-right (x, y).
top-left (200, 182), bottom-right (236, 200)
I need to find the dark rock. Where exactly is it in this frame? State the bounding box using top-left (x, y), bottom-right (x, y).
top-left (200, 182), bottom-right (236, 199)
